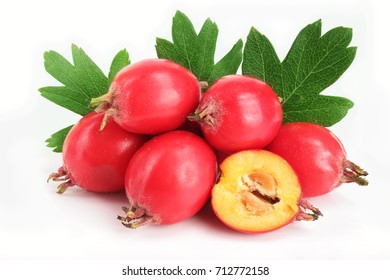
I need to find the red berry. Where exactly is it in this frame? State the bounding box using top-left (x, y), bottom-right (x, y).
top-left (118, 130), bottom-right (217, 228)
top-left (190, 75), bottom-right (282, 153)
top-left (91, 59), bottom-right (201, 134)
top-left (266, 122), bottom-right (368, 197)
top-left (48, 112), bottom-right (148, 193)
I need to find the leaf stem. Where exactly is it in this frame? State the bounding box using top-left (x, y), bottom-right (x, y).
top-left (90, 92), bottom-right (111, 108)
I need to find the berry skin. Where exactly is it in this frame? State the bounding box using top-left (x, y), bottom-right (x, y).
top-left (118, 130), bottom-right (217, 228)
top-left (91, 59), bottom-right (201, 134)
top-left (211, 150), bottom-right (322, 233)
top-left (266, 122), bottom-right (368, 197)
top-left (48, 112), bottom-right (148, 193)
top-left (189, 75), bottom-right (282, 153)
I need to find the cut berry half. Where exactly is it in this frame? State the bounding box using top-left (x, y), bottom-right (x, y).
top-left (211, 150), bottom-right (321, 233)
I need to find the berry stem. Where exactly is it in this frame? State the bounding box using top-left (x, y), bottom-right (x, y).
top-left (341, 160), bottom-right (369, 186)
top-left (89, 93), bottom-right (116, 132)
top-left (187, 104), bottom-right (216, 126)
top-left (57, 180), bottom-right (76, 194)
top-left (98, 108), bottom-right (115, 132)
top-left (47, 167), bottom-right (76, 194)
top-left (89, 92), bottom-right (112, 109)
top-left (199, 81), bottom-right (209, 91)
top-left (296, 199), bottom-right (323, 221)
top-left (117, 205), bottom-right (153, 229)
top-left (47, 166), bottom-right (67, 182)
top-left (187, 113), bottom-right (200, 122)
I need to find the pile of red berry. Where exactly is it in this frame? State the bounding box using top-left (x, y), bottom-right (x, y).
top-left (47, 58), bottom-right (368, 233)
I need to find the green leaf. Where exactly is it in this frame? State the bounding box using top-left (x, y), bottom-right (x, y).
top-left (171, 11), bottom-right (198, 70)
top-left (45, 125), bottom-right (74, 153)
top-left (39, 86), bottom-right (91, 115)
top-left (243, 20), bottom-right (356, 127)
top-left (283, 95), bottom-right (354, 126)
top-left (156, 10), bottom-right (243, 87)
top-left (155, 38), bottom-right (185, 66)
top-left (208, 39), bottom-right (243, 85)
top-left (108, 49), bottom-right (131, 86)
top-left (39, 44), bottom-right (109, 115)
top-left (41, 44), bottom-right (132, 152)
top-left (190, 18), bottom-right (218, 81)
top-left (242, 27), bottom-right (282, 94)
top-left (71, 44), bottom-right (108, 97)
top-left (281, 21), bottom-right (356, 101)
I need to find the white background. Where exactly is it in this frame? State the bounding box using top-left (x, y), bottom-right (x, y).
top-left (1, 0), bottom-right (389, 277)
